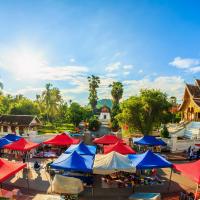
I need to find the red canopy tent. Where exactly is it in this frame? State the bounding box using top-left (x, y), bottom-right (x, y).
top-left (104, 141), bottom-right (136, 155)
top-left (174, 160), bottom-right (200, 199)
top-left (4, 138), bottom-right (39, 152)
top-left (0, 158), bottom-right (26, 182)
top-left (43, 133), bottom-right (80, 146)
top-left (93, 134), bottom-right (124, 145)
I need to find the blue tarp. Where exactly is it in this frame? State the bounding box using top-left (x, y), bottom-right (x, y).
top-left (65, 142), bottom-right (97, 155)
top-left (133, 136), bottom-right (167, 146)
top-left (50, 151), bottom-right (94, 172)
top-left (0, 138), bottom-right (12, 148)
top-left (128, 150), bottom-right (172, 169)
top-left (2, 134), bottom-right (21, 142)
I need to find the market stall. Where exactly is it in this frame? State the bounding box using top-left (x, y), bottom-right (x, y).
top-left (93, 151), bottom-right (135, 174)
top-left (40, 133), bottom-right (80, 158)
top-left (133, 136), bottom-right (166, 147)
top-left (128, 150), bottom-right (172, 188)
top-left (4, 138), bottom-right (39, 162)
top-left (104, 141), bottom-right (136, 155)
top-left (174, 160), bottom-right (200, 199)
top-left (0, 138), bottom-right (11, 148)
top-left (93, 134), bottom-right (124, 145)
top-left (4, 138), bottom-right (39, 152)
top-left (43, 133), bottom-right (80, 146)
top-left (65, 142), bottom-right (97, 155)
top-left (50, 151), bottom-right (94, 173)
top-left (2, 134), bottom-right (21, 142)
top-left (133, 136), bottom-right (167, 153)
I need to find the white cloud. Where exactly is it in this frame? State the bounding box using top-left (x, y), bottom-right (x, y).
top-left (105, 62), bottom-right (121, 73)
top-left (188, 66), bottom-right (200, 73)
top-left (138, 69), bottom-right (143, 74)
top-left (123, 65), bottom-right (133, 70)
top-left (69, 58), bottom-right (76, 63)
top-left (0, 46), bottom-right (88, 81)
top-left (169, 56), bottom-right (200, 73)
top-left (123, 71), bottom-right (130, 76)
top-left (169, 57), bottom-right (200, 69)
top-left (123, 76), bottom-right (184, 101)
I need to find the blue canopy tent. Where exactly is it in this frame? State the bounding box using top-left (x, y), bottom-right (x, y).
top-left (133, 136), bottom-right (167, 146)
top-left (128, 150), bottom-right (172, 169)
top-left (2, 134), bottom-right (21, 142)
top-left (0, 138), bottom-right (12, 148)
top-left (50, 151), bottom-right (94, 172)
top-left (65, 142), bottom-right (97, 155)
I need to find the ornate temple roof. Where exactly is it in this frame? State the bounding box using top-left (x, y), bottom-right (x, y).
top-left (186, 84), bottom-right (200, 98)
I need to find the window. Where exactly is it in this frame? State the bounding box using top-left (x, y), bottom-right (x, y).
top-left (104, 115), bottom-right (107, 119)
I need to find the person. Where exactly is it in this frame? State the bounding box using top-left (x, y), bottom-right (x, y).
top-left (188, 146), bottom-right (191, 157)
top-left (197, 148), bottom-right (200, 159)
top-left (189, 149), bottom-right (194, 160)
top-left (34, 161), bottom-right (40, 170)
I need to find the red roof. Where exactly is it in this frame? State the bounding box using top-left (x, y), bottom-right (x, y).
top-left (0, 158), bottom-right (26, 182)
top-left (174, 160), bottom-right (200, 184)
top-left (104, 141), bottom-right (136, 155)
top-left (93, 134), bottom-right (124, 145)
top-left (43, 133), bottom-right (80, 146)
top-left (4, 138), bottom-right (39, 151)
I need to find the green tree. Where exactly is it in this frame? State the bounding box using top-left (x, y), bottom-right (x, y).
top-left (67, 102), bottom-right (84, 126)
top-left (109, 81), bottom-right (123, 131)
top-left (41, 84), bottom-right (62, 122)
top-left (109, 81), bottom-right (123, 104)
top-left (9, 97), bottom-right (39, 115)
top-left (116, 89), bottom-right (171, 135)
top-left (88, 116), bottom-right (101, 131)
top-left (88, 75), bottom-right (100, 113)
top-left (160, 125), bottom-right (169, 138)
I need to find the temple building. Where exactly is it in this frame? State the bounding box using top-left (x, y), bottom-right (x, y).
top-left (0, 115), bottom-right (42, 136)
top-left (179, 79), bottom-right (200, 121)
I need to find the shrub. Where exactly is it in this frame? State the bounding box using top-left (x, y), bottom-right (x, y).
top-left (88, 117), bottom-right (101, 131)
top-left (160, 125), bottom-right (169, 138)
top-left (111, 119), bottom-right (119, 131)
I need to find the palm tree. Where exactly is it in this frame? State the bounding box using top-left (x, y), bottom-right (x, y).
top-left (88, 75), bottom-right (100, 113)
top-left (109, 81), bottom-right (123, 104)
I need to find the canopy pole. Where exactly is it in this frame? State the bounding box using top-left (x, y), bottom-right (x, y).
top-left (195, 183), bottom-right (199, 200)
top-left (26, 168), bottom-right (30, 193)
top-left (168, 168), bottom-right (173, 192)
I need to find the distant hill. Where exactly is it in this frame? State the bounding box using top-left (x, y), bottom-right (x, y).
top-left (97, 99), bottom-right (112, 109)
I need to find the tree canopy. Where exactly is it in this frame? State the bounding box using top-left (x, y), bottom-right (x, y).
top-left (88, 75), bottom-right (100, 113)
top-left (116, 89), bottom-right (171, 135)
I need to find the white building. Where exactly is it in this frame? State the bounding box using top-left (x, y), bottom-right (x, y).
top-left (99, 106), bottom-right (111, 124)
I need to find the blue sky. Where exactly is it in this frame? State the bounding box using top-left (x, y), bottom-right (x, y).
top-left (0, 0), bottom-right (200, 104)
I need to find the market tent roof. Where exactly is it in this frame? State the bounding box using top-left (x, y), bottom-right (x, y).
top-left (65, 142), bottom-right (97, 155)
top-left (0, 138), bottom-right (12, 148)
top-left (4, 138), bottom-right (39, 151)
top-left (104, 141), bottom-right (136, 155)
top-left (43, 133), bottom-right (80, 146)
top-left (50, 151), bottom-right (94, 172)
top-left (2, 134), bottom-right (21, 142)
top-left (133, 136), bottom-right (167, 146)
top-left (93, 134), bottom-right (124, 145)
top-left (0, 158), bottom-right (26, 182)
top-left (93, 151), bottom-right (135, 174)
top-left (174, 160), bottom-right (200, 184)
top-left (128, 150), bottom-right (172, 169)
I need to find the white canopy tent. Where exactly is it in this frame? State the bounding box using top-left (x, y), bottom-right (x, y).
top-left (93, 151), bottom-right (136, 175)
